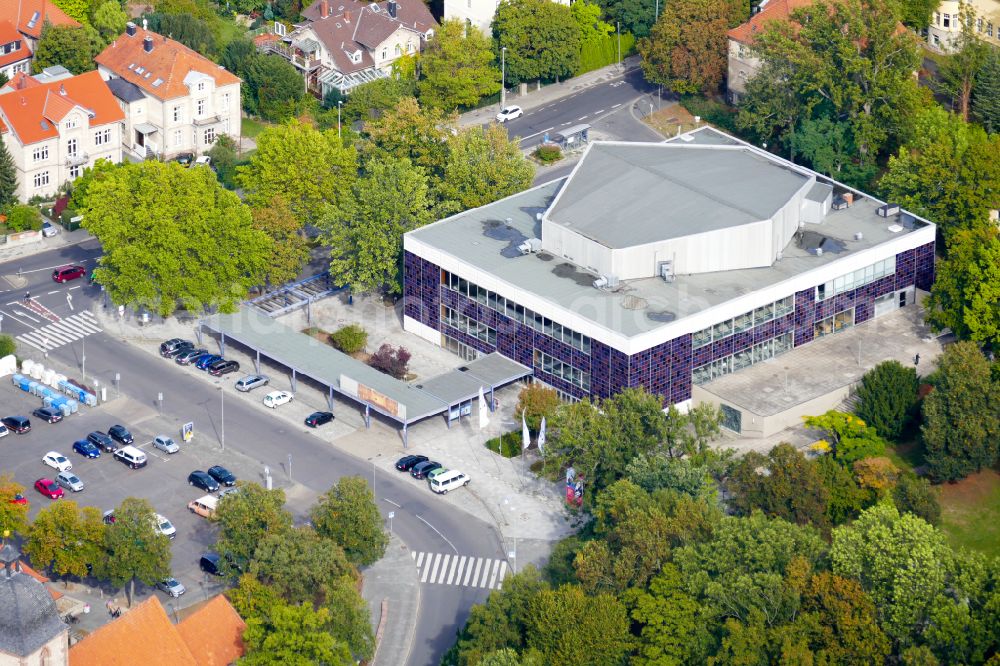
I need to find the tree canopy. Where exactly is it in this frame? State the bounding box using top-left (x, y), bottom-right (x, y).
top-left (493, 0), bottom-right (581, 85)
top-left (214, 483), bottom-right (293, 575)
top-left (309, 476), bottom-right (388, 566)
top-left (439, 124), bottom-right (535, 214)
top-left (418, 19), bottom-right (501, 110)
top-left (854, 360), bottom-right (921, 441)
top-left (0, 474), bottom-right (29, 537)
top-left (33, 23), bottom-right (103, 74)
top-left (729, 443), bottom-right (829, 527)
top-left (100, 498), bottom-right (172, 605)
top-left (80, 161), bottom-right (270, 316)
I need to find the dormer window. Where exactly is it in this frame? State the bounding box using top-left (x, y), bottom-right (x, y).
top-left (65, 116), bottom-right (78, 129)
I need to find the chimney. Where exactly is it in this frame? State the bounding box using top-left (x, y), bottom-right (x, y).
top-left (387, 0), bottom-right (397, 18)
top-left (142, 18), bottom-right (148, 31)
top-left (126, 21), bottom-right (136, 36)
top-left (320, 0), bottom-right (329, 17)
top-left (143, 35), bottom-right (153, 52)
top-left (843, 192), bottom-right (854, 206)
top-left (59, 84), bottom-right (66, 95)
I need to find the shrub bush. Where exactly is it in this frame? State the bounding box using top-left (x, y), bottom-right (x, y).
top-left (0, 334), bottom-right (15, 358)
top-left (368, 343), bottom-right (410, 379)
top-left (535, 144), bottom-right (562, 163)
top-left (330, 324), bottom-right (368, 354)
top-left (4, 205), bottom-right (43, 232)
top-left (680, 96), bottom-right (739, 134)
top-left (485, 431), bottom-right (522, 458)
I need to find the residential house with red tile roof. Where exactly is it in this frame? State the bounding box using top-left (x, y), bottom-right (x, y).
top-left (726, 0), bottom-right (813, 103)
top-left (0, 19), bottom-right (30, 79)
top-left (260, 0), bottom-right (436, 97)
top-left (0, 69), bottom-right (123, 200)
top-left (95, 21), bottom-right (241, 160)
top-left (68, 595), bottom-right (246, 666)
top-left (0, 0), bottom-right (78, 54)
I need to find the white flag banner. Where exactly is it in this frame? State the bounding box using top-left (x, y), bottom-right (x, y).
top-left (478, 387), bottom-right (489, 429)
top-left (522, 411), bottom-right (530, 450)
top-left (538, 417), bottom-right (546, 453)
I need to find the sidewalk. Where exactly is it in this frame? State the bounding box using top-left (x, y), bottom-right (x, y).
top-left (0, 226), bottom-right (93, 266)
top-left (458, 55), bottom-right (642, 128)
top-left (361, 534), bottom-right (420, 666)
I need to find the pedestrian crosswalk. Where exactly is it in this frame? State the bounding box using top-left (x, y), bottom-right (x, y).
top-left (16, 311), bottom-right (102, 352)
top-left (411, 551), bottom-right (510, 590)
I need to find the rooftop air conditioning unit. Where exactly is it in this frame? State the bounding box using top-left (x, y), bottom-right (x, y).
top-left (517, 238), bottom-right (542, 255)
top-left (877, 203), bottom-right (900, 217)
top-left (854, 232), bottom-right (864, 241)
top-left (593, 274), bottom-right (619, 290)
top-left (659, 260), bottom-right (674, 282)
top-left (814, 247), bottom-right (824, 257)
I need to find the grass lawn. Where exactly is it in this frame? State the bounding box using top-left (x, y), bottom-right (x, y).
top-left (241, 117), bottom-right (269, 139)
top-left (938, 467), bottom-right (1000, 559)
top-left (886, 439), bottom-right (924, 473)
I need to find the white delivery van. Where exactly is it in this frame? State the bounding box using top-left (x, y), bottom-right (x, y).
top-left (429, 469), bottom-right (470, 494)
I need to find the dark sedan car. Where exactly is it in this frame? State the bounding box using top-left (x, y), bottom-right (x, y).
top-left (87, 431), bottom-right (117, 453)
top-left (199, 552), bottom-right (222, 575)
top-left (395, 455), bottom-right (428, 472)
top-left (32, 407), bottom-right (62, 424)
top-left (72, 440), bottom-right (101, 459)
top-left (410, 460), bottom-right (443, 480)
top-left (1, 416), bottom-right (30, 434)
top-left (208, 359), bottom-right (240, 376)
top-left (174, 348), bottom-right (209, 365)
top-left (188, 470), bottom-right (220, 493)
top-left (196, 354), bottom-right (223, 370)
top-left (159, 338), bottom-right (193, 358)
top-left (304, 411), bottom-right (334, 428)
top-left (108, 424), bottom-right (134, 445)
top-left (207, 465), bottom-right (236, 487)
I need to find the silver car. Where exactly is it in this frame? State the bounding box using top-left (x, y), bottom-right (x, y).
top-left (55, 471), bottom-right (84, 492)
top-left (156, 577), bottom-right (186, 597)
top-left (235, 374), bottom-right (269, 392)
top-left (153, 435), bottom-right (179, 454)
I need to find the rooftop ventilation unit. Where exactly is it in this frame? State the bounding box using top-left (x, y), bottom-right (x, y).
top-left (593, 274), bottom-right (619, 290)
top-left (658, 260), bottom-right (674, 282)
top-left (813, 247), bottom-right (824, 257)
top-left (517, 238), bottom-right (542, 255)
top-left (27, 11), bottom-right (40, 29)
top-left (854, 232), bottom-right (864, 241)
top-left (877, 203), bottom-right (900, 217)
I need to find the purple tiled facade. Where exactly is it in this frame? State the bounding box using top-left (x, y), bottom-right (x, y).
top-left (403, 241), bottom-right (935, 406)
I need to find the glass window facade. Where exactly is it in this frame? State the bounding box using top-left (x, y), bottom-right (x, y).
top-left (814, 308), bottom-right (855, 338)
top-left (533, 349), bottom-right (590, 391)
top-left (693, 332), bottom-right (793, 384)
top-left (816, 258), bottom-right (895, 301)
top-left (442, 306), bottom-right (497, 346)
top-left (692, 295), bottom-right (796, 350)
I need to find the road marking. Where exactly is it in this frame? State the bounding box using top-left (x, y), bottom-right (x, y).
top-left (415, 552), bottom-right (425, 567)
top-left (10, 309), bottom-right (39, 323)
top-left (488, 560), bottom-right (502, 589)
top-left (412, 552), bottom-right (509, 590)
top-left (416, 515), bottom-right (459, 554)
top-left (594, 109), bottom-right (605, 114)
top-left (436, 555), bottom-right (452, 584)
top-left (421, 554), bottom-right (436, 582)
top-left (466, 558), bottom-right (481, 586)
top-left (447, 556), bottom-right (464, 585)
top-left (429, 553), bottom-right (444, 583)
top-left (479, 560), bottom-right (494, 587)
top-left (383, 498), bottom-right (401, 508)
top-left (496, 561), bottom-right (509, 590)
top-left (612, 103), bottom-right (622, 108)
top-left (516, 126), bottom-right (555, 142)
top-left (577, 116), bottom-right (588, 121)
top-left (0, 309), bottom-right (34, 327)
top-left (15, 313), bottom-right (103, 352)
top-left (47, 290), bottom-right (59, 295)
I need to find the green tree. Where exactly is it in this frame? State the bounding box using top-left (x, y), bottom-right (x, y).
top-left (924, 226), bottom-right (1000, 348)
top-left (893, 473), bottom-right (941, 525)
top-left (238, 119), bottom-right (357, 227)
top-left (309, 476), bottom-right (388, 566)
top-left (241, 600), bottom-right (354, 666)
top-left (5, 205), bottom-right (41, 231)
top-left (790, 115), bottom-right (877, 188)
top-left (814, 454), bottom-right (866, 525)
top-left (322, 575), bottom-right (376, 661)
top-left (624, 453), bottom-right (717, 498)
top-left (830, 502), bottom-right (951, 645)
top-left (33, 24), bottom-right (103, 74)
top-left (596, 0), bottom-right (656, 38)
top-left (631, 563), bottom-right (713, 665)
top-left (92, 1), bottom-right (128, 41)
top-left (937, 2), bottom-right (988, 122)
top-left (526, 584), bottom-right (632, 665)
top-left (735, 55), bottom-right (804, 156)
top-left (514, 384), bottom-right (560, 432)
top-left (572, 0), bottom-right (613, 40)
top-left (215, 483), bottom-right (293, 575)
top-left (898, 0), bottom-right (937, 29)
top-left (248, 526), bottom-right (356, 604)
top-left (0, 474), bottom-right (29, 537)
top-left (101, 497), bottom-right (171, 605)
top-left (794, 571), bottom-right (892, 664)
top-left (81, 161), bottom-right (270, 316)
top-left (439, 124), bottom-right (534, 214)
top-left (0, 135), bottom-right (16, 209)
top-left (248, 55), bottom-right (306, 122)
top-left (145, 12), bottom-right (217, 55)
top-left (638, 0), bottom-right (745, 94)
top-left (323, 157), bottom-right (431, 294)
top-left (359, 97), bottom-right (454, 187)
top-left (854, 360), bottom-right (921, 441)
top-left (880, 107), bottom-right (1000, 241)
top-left (803, 410), bottom-right (887, 464)
top-left (0, 334), bottom-right (14, 358)
top-left (250, 196), bottom-right (310, 288)
top-left (921, 341), bottom-right (1000, 481)
top-left (418, 19), bottom-right (500, 110)
top-left (54, 0), bottom-right (91, 23)
top-left (341, 77), bottom-right (416, 123)
top-left (729, 443), bottom-right (830, 528)
top-left (23, 501), bottom-right (105, 578)
top-left (493, 0), bottom-right (581, 85)
top-left (207, 134), bottom-right (239, 190)
top-left (973, 48), bottom-right (1000, 133)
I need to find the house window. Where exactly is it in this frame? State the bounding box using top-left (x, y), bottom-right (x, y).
top-left (204, 127), bottom-right (215, 145)
top-left (33, 171), bottom-right (49, 188)
top-left (381, 47), bottom-right (387, 59)
top-left (67, 138), bottom-right (77, 157)
top-left (395, 44), bottom-right (401, 56)
top-left (934, 11), bottom-right (940, 25)
top-left (173, 106), bottom-right (182, 122)
top-left (989, 22), bottom-right (994, 36)
top-left (94, 128), bottom-right (111, 145)
top-left (407, 41), bottom-right (414, 53)
top-left (69, 164), bottom-right (81, 179)
top-left (223, 117), bottom-right (230, 133)
top-left (739, 70), bottom-right (747, 80)
top-left (978, 17), bottom-right (983, 31)
top-left (197, 99), bottom-right (206, 116)
top-left (32, 146), bottom-right (48, 161)
top-left (197, 81), bottom-right (205, 91)
top-left (222, 93), bottom-right (230, 109)
top-left (943, 13), bottom-right (951, 27)
top-left (173, 129), bottom-right (182, 146)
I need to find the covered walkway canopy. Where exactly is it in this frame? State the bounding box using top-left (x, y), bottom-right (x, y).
top-left (199, 309), bottom-right (532, 444)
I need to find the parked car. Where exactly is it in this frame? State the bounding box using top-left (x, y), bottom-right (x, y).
top-left (174, 348), bottom-right (208, 365)
top-left (51, 265), bottom-right (85, 283)
top-left (41, 221), bottom-right (58, 237)
top-left (262, 391), bottom-right (293, 408)
top-left (86, 431), bottom-right (117, 453)
top-left (199, 552), bottom-right (222, 575)
top-left (34, 478), bottom-right (63, 499)
top-left (207, 465), bottom-right (236, 487)
top-left (2, 416), bottom-right (31, 434)
top-left (153, 435), bottom-right (180, 454)
top-left (102, 510), bottom-right (116, 525)
top-left (395, 455), bottom-right (428, 472)
top-left (429, 469), bottom-right (470, 494)
top-left (427, 467), bottom-right (451, 482)
top-left (157, 577), bottom-right (186, 597)
top-left (188, 470), bottom-right (220, 493)
top-left (174, 153), bottom-right (194, 167)
top-left (188, 494), bottom-right (218, 518)
top-left (108, 424), bottom-right (134, 445)
top-left (159, 339), bottom-right (193, 358)
top-left (0, 423), bottom-right (8, 438)
top-left (235, 374), bottom-right (269, 392)
top-left (410, 460), bottom-right (443, 480)
top-left (304, 411), bottom-right (334, 428)
top-left (9, 493), bottom-right (27, 505)
top-left (153, 514), bottom-right (176, 539)
top-left (113, 445), bottom-right (147, 469)
top-left (196, 354), bottom-right (223, 370)
top-left (194, 155), bottom-right (212, 167)
top-left (72, 439), bottom-right (101, 459)
top-left (42, 451), bottom-right (72, 472)
top-left (31, 407), bottom-right (62, 424)
top-left (56, 471), bottom-right (84, 492)
top-left (208, 359), bottom-right (239, 376)
top-left (218, 486), bottom-right (242, 500)
top-left (495, 105), bottom-right (523, 122)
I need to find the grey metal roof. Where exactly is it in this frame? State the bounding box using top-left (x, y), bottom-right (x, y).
top-left (0, 546), bottom-right (66, 657)
top-left (414, 353), bottom-right (532, 405)
top-left (105, 76), bottom-right (146, 103)
top-left (546, 142), bottom-right (809, 249)
top-left (807, 181), bottom-right (833, 202)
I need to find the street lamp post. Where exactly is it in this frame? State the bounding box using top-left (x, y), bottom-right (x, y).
top-left (337, 100), bottom-right (343, 139)
top-left (220, 385), bottom-right (225, 451)
top-left (500, 47), bottom-right (507, 111)
top-left (617, 22), bottom-right (621, 70)
top-left (81, 336), bottom-right (86, 380)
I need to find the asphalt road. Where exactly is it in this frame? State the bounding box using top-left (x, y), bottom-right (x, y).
top-left (0, 242), bottom-right (502, 666)
top-left (501, 67), bottom-right (656, 149)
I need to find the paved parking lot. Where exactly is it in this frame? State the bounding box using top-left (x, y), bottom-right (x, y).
top-left (0, 379), bottom-right (287, 606)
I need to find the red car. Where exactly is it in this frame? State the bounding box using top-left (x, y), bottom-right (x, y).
top-left (9, 493), bottom-right (27, 505)
top-left (34, 478), bottom-right (64, 499)
top-left (52, 265), bottom-right (86, 283)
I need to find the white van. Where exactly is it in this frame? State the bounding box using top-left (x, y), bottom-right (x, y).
top-left (114, 445), bottom-right (147, 469)
top-left (429, 469), bottom-right (470, 494)
top-left (187, 495), bottom-right (218, 518)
